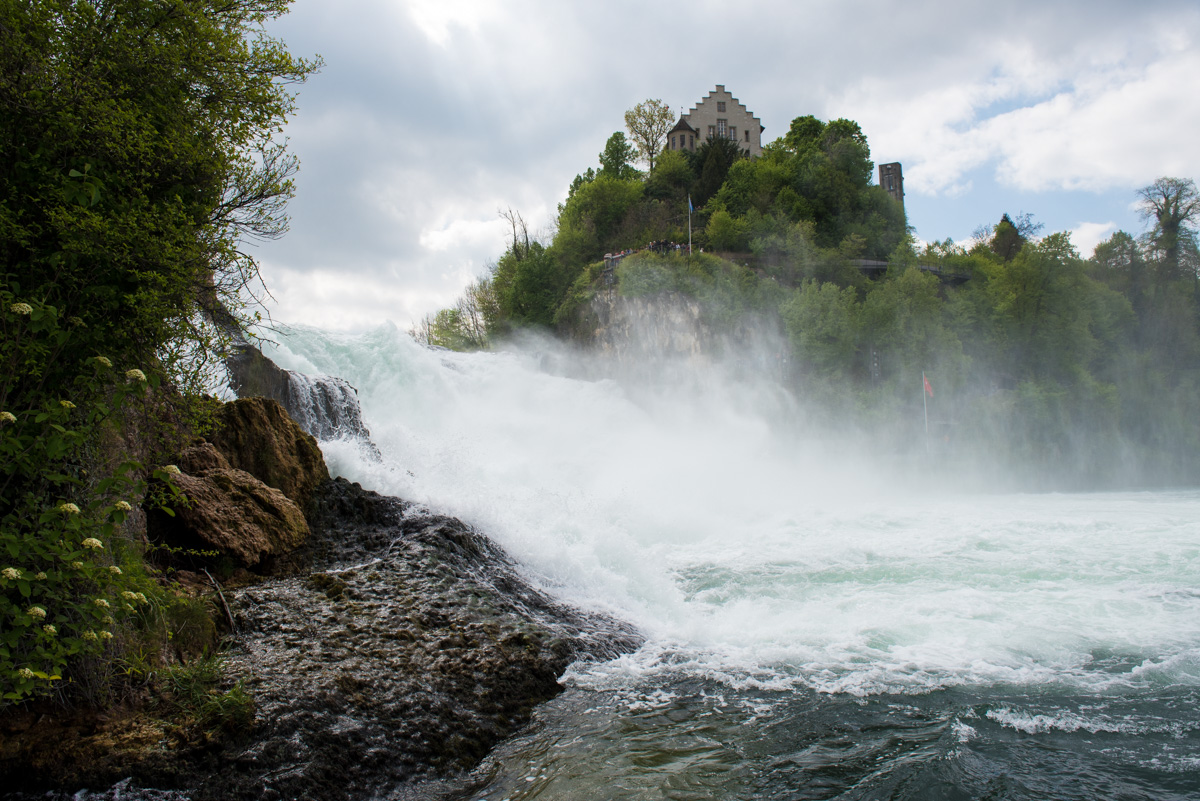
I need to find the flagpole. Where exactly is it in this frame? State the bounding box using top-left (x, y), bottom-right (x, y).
top-left (922, 371), bottom-right (929, 435)
top-left (922, 371), bottom-right (930, 456)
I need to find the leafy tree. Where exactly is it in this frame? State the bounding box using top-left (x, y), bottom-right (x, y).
top-left (599, 132), bottom-right (639, 181)
top-left (1137, 177), bottom-right (1200, 283)
top-left (690, 136), bottom-right (744, 208)
top-left (781, 281), bottom-right (861, 383)
top-left (643, 148), bottom-right (694, 203)
top-left (705, 210), bottom-right (749, 251)
top-left (624, 99), bottom-right (675, 171)
top-left (0, 0), bottom-right (316, 701)
top-left (1090, 231), bottom-right (1149, 315)
top-left (989, 214), bottom-right (1022, 261)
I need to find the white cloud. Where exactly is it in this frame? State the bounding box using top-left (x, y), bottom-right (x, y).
top-left (405, 0), bottom-right (499, 46)
top-left (256, 0), bottom-right (1200, 329)
top-left (419, 216), bottom-right (507, 253)
top-left (1069, 221), bottom-right (1117, 256)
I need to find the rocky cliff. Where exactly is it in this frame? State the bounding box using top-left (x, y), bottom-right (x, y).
top-left (1, 396), bottom-right (641, 800)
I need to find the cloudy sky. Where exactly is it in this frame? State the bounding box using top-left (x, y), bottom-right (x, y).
top-left (254, 0), bottom-right (1200, 331)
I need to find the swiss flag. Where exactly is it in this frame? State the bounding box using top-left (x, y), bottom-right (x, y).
top-left (923, 374), bottom-right (933, 398)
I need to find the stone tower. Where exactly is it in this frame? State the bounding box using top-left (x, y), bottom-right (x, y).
top-left (878, 162), bottom-right (904, 207)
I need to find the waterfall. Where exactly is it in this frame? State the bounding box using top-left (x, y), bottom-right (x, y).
top-left (223, 338), bottom-right (377, 450)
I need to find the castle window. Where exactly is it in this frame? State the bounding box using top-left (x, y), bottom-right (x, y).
top-left (708, 125), bottom-right (715, 139)
top-left (717, 119), bottom-right (727, 138)
top-left (689, 135), bottom-right (694, 148)
top-left (730, 126), bottom-right (737, 141)
top-left (744, 129), bottom-right (749, 142)
top-left (671, 135), bottom-right (676, 149)
top-left (717, 101), bottom-right (726, 112)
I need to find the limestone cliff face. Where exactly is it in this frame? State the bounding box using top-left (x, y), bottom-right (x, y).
top-left (572, 287), bottom-right (787, 382)
top-left (579, 288), bottom-right (710, 364)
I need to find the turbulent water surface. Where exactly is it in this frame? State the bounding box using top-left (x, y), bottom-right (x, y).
top-left (267, 324), bottom-right (1200, 800)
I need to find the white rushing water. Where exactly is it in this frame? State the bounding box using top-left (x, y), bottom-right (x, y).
top-left (264, 323), bottom-right (1200, 701)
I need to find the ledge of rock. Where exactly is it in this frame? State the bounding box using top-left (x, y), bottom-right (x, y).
top-left (193, 477), bottom-right (642, 801)
top-left (207, 397), bottom-right (329, 513)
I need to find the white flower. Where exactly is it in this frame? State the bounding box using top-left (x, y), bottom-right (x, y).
top-left (10, 302), bottom-right (32, 315)
top-left (0, 411), bottom-right (14, 424)
top-left (125, 368), bottom-right (147, 382)
top-left (94, 356), bottom-right (112, 368)
top-left (99, 630), bottom-right (113, 640)
top-left (35, 572), bottom-right (46, 580)
top-left (82, 537), bottom-right (103, 549)
top-left (1, 567), bottom-right (19, 581)
top-left (114, 501), bottom-right (132, 512)
top-left (93, 598), bottom-right (110, 609)
top-left (17, 667), bottom-right (35, 680)
top-left (121, 591), bottom-right (139, 601)
top-left (82, 631), bottom-right (98, 641)
top-left (27, 606), bottom-right (46, 619)
top-left (161, 464), bottom-right (181, 475)
top-left (109, 565), bottom-right (122, 575)
top-left (59, 400), bottom-right (75, 409)
top-left (70, 561), bottom-right (83, 570)
top-left (43, 624), bottom-right (57, 636)
top-left (135, 592), bottom-right (148, 604)
top-left (58, 502), bottom-right (80, 515)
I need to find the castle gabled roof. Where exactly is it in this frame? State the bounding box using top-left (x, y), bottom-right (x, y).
top-left (669, 116), bottom-right (697, 134)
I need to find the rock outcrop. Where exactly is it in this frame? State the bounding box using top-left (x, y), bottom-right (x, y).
top-left (145, 400), bottom-right (328, 573)
top-left (153, 465), bottom-right (308, 570)
top-left (207, 397), bottom-right (329, 513)
top-left (188, 478), bottom-right (641, 801)
top-left (225, 340), bottom-right (374, 444)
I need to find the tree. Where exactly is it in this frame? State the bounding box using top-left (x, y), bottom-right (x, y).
top-left (0, 0), bottom-right (316, 701)
top-left (1137, 177), bottom-right (1200, 282)
top-left (624, 99), bottom-right (675, 171)
top-left (599, 132), bottom-right (638, 180)
top-left (690, 136), bottom-right (743, 207)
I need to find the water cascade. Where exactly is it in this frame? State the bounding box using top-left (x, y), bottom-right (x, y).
top-left (256, 323), bottom-right (1200, 800)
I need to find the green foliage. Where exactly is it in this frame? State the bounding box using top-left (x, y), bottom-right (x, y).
top-left (0, 0), bottom-right (314, 702)
top-left (599, 132), bottom-right (639, 181)
top-left (705, 210), bottom-right (749, 251)
top-left (690, 137), bottom-right (744, 208)
top-left (781, 281), bottom-right (861, 383)
top-left (624, 99), bottom-right (675, 170)
top-left (493, 242), bottom-right (578, 328)
top-left (160, 655), bottom-right (255, 733)
top-left (644, 149), bottom-right (695, 203)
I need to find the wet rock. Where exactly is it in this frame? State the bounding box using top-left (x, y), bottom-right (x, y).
top-left (207, 398), bottom-right (329, 512)
top-left (225, 341), bottom-right (375, 445)
top-left (188, 477), bottom-right (642, 801)
top-left (4, 479), bottom-right (642, 801)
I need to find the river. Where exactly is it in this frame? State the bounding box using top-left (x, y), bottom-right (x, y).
top-left (267, 323), bottom-right (1200, 800)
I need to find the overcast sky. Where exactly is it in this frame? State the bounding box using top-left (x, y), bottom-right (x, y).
top-left (254, 0), bottom-right (1200, 331)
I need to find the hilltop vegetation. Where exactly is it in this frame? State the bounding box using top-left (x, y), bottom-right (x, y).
top-left (418, 104), bottom-right (1200, 486)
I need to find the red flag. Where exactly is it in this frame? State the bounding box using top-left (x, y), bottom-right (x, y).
top-left (923, 374), bottom-right (933, 398)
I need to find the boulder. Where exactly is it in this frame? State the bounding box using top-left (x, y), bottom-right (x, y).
top-left (177, 441), bottom-right (231, 474)
top-left (208, 397), bottom-right (328, 512)
top-left (154, 467), bottom-right (309, 570)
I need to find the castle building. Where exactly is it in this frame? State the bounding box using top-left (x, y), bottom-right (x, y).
top-left (667, 85), bottom-right (764, 159)
top-left (878, 162), bottom-right (904, 207)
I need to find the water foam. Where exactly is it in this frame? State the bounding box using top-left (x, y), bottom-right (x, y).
top-left (266, 324), bottom-right (1200, 697)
